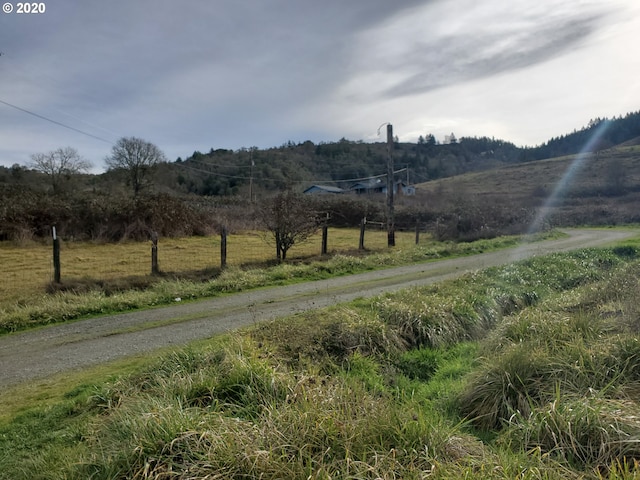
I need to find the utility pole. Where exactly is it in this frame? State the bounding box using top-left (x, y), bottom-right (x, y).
top-left (386, 124), bottom-right (395, 247)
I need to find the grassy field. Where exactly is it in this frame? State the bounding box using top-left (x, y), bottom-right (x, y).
top-left (413, 146), bottom-right (640, 228)
top-left (416, 146), bottom-right (640, 200)
top-left (0, 228), bottom-right (414, 303)
top-left (0, 229), bottom-right (538, 334)
top-left (2, 244), bottom-right (640, 478)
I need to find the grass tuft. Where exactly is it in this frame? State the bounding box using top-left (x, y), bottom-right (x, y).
top-left (500, 393), bottom-right (640, 469)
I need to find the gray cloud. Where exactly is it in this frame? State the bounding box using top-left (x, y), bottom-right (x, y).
top-left (384, 14), bottom-right (603, 97)
top-left (337, 1), bottom-right (608, 99)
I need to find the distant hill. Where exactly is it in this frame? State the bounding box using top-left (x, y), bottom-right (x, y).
top-left (148, 110), bottom-right (640, 197)
top-left (522, 111), bottom-right (640, 160)
top-left (2, 110), bottom-right (639, 200)
top-left (415, 144), bottom-right (640, 228)
top-left (618, 136), bottom-right (640, 147)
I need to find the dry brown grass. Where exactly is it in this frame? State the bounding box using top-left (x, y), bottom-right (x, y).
top-left (0, 228), bottom-right (417, 305)
top-left (410, 146), bottom-right (640, 233)
top-left (418, 147), bottom-right (640, 198)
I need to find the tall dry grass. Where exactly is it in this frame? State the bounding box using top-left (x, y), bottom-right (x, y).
top-left (0, 228), bottom-right (415, 304)
top-left (0, 231), bottom-right (530, 333)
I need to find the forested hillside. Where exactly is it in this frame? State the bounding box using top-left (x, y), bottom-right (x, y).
top-left (151, 110), bottom-right (640, 195)
top-left (2, 110), bottom-right (639, 197)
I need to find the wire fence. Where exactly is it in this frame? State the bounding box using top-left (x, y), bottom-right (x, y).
top-left (1, 226), bottom-right (424, 304)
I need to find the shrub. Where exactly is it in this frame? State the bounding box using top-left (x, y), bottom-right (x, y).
top-left (308, 195), bottom-right (384, 227)
top-left (431, 198), bottom-right (536, 242)
top-left (0, 187), bottom-right (215, 242)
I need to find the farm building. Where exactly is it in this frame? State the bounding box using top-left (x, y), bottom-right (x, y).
top-left (350, 179), bottom-right (385, 194)
top-left (303, 181), bottom-right (415, 196)
top-left (303, 185), bottom-right (346, 195)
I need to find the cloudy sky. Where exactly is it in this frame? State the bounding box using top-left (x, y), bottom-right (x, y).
top-left (1, 0), bottom-right (639, 171)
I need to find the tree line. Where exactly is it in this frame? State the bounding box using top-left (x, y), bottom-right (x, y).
top-left (5, 110), bottom-right (640, 200)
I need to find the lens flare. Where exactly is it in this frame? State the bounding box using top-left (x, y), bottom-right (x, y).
top-left (526, 120), bottom-right (611, 234)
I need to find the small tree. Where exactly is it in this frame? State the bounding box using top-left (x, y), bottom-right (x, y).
top-left (105, 137), bottom-right (167, 196)
top-left (262, 190), bottom-right (319, 261)
top-left (29, 147), bottom-right (92, 194)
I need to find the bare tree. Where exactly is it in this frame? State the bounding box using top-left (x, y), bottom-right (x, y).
top-left (262, 190), bottom-right (319, 261)
top-left (105, 137), bottom-right (167, 196)
top-left (29, 147), bottom-right (92, 194)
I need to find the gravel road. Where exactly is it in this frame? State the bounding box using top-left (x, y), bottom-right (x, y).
top-left (0, 228), bottom-right (635, 389)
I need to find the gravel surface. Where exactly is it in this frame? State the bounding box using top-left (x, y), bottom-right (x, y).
top-left (0, 228), bottom-right (635, 389)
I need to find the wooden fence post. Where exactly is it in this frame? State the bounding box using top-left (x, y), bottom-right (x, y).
top-left (151, 231), bottom-right (159, 275)
top-left (321, 225), bottom-right (328, 255)
top-left (321, 213), bottom-right (329, 255)
top-left (52, 226), bottom-right (61, 284)
top-left (221, 225), bottom-right (228, 269)
top-left (359, 217), bottom-right (366, 250)
top-left (415, 222), bottom-right (420, 245)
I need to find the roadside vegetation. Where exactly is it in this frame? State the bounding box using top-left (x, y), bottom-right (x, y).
top-left (0, 230), bottom-right (540, 334)
top-left (2, 242), bottom-right (640, 479)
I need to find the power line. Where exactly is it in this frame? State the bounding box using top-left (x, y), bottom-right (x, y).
top-left (1, 51), bottom-right (121, 141)
top-left (175, 163), bottom-right (253, 180)
top-left (330, 169), bottom-right (407, 184)
top-left (0, 98), bottom-right (114, 144)
top-left (176, 161), bottom-right (407, 185)
top-left (191, 155), bottom-right (395, 172)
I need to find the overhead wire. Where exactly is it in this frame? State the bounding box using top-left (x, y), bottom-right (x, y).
top-left (0, 98), bottom-right (114, 144)
top-left (176, 161), bottom-right (407, 185)
top-left (190, 157), bottom-right (401, 183)
top-left (0, 50), bottom-right (121, 145)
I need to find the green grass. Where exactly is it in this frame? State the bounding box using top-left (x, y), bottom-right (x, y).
top-left (4, 245), bottom-right (640, 478)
